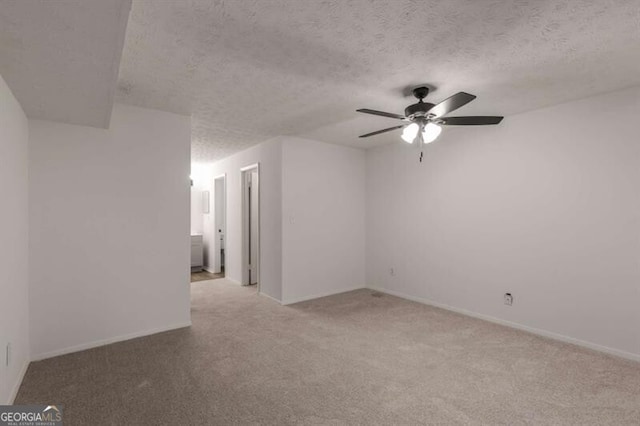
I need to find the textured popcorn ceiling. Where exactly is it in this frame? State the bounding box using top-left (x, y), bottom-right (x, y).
top-left (116, 0), bottom-right (640, 162)
top-left (1, 1), bottom-right (639, 159)
top-left (0, 0), bottom-right (131, 128)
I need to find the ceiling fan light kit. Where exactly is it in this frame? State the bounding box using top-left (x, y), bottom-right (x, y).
top-left (400, 122), bottom-right (441, 144)
top-left (357, 86), bottom-right (504, 162)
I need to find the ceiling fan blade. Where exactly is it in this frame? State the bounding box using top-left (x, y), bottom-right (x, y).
top-left (428, 92), bottom-right (476, 117)
top-left (356, 108), bottom-right (405, 120)
top-left (440, 116), bottom-right (504, 125)
top-left (359, 125), bottom-right (405, 138)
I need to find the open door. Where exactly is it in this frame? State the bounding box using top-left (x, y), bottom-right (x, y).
top-left (241, 164), bottom-right (259, 287)
top-left (213, 175), bottom-right (226, 274)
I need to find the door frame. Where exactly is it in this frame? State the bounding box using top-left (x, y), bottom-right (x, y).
top-left (213, 173), bottom-right (226, 274)
top-left (240, 163), bottom-right (260, 290)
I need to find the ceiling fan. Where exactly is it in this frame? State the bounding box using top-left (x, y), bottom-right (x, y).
top-left (357, 86), bottom-right (503, 161)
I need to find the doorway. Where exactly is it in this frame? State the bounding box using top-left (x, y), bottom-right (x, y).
top-left (213, 174), bottom-right (226, 275)
top-left (241, 164), bottom-right (260, 288)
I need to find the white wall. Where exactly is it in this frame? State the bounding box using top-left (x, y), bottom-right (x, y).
top-left (29, 104), bottom-right (191, 359)
top-left (200, 138), bottom-right (282, 301)
top-left (282, 137), bottom-right (366, 304)
top-left (0, 74), bottom-right (30, 403)
top-left (366, 87), bottom-right (640, 359)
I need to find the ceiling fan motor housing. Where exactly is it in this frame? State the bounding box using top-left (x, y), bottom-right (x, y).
top-left (405, 101), bottom-right (434, 118)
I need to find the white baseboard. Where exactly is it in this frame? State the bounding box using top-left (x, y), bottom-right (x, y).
top-left (282, 286), bottom-right (365, 305)
top-left (371, 286), bottom-right (640, 363)
top-left (31, 321), bottom-right (192, 361)
top-left (7, 359), bottom-right (30, 404)
top-left (258, 291), bottom-right (282, 304)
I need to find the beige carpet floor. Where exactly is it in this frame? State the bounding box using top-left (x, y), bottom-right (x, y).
top-left (16, 279), bottom-right (640, 425)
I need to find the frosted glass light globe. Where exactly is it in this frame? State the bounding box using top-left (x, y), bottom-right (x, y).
top-left (401, 123), bottom-right (419, 143)
top-left (422, 123), bottom-right (442, 143)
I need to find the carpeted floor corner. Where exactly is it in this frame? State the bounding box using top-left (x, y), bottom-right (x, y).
top-left (15, 278), bottom-right (640, 425)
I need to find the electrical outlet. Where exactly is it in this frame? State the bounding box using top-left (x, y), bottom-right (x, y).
top-left (389, 267), bottom-right (395, 277)
top-left (504, 293), bottom-right (513, 306)
top-left (6, 343), bottom-right (11, 367)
